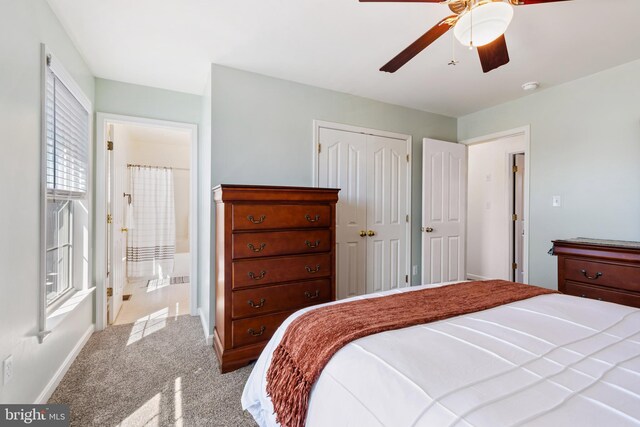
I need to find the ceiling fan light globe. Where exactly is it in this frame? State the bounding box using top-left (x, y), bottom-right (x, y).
top-left (454, 2), bottom-right (514, 47)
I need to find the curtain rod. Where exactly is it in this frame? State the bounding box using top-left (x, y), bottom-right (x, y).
top-left (127, 163), bottom-right (189, 171)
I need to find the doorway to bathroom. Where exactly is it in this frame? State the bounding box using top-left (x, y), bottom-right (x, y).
top-left (96, 114), bottom-right (198, 331)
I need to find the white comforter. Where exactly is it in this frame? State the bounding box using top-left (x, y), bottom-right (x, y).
top-left (241, 282), bottom-right (640, 427)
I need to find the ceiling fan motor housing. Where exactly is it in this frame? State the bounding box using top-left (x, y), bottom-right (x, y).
top-left (453, 1), bottom-right (514, 47)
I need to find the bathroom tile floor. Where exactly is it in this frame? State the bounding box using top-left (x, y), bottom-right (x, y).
top-left (113, 277), bottom-right (190, 325)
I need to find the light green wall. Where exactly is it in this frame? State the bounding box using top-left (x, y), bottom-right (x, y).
top-left (95, 78), bottom-right (202, 125)
top-left (0, 0), bottom-right (95, 403)
top-left (458, 59), bottom-right (640, 290)
top-left (210, 64), bottom-right (457, 300)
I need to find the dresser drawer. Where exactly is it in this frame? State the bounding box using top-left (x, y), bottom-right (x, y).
top-left (232, 229), bottom-right (331, 259)
top-left (231, 311), bottom-right (293, 348)
top-left (232, 204), bottom-right (330, 230)
top-left (232, 253), bottom-right (331, 289)
top-left (231, 279), bottom-right (331, 319)
top-left (564, 258), bottom-right (640, 292)
top-left (563, 281), bottom-right (640, 308)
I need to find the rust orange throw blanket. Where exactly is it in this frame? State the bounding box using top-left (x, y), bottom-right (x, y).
top-left (266, 280), bottom-right (556, 427)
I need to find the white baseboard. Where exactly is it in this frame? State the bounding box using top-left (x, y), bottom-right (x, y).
top-left (36, 324), bottom-right (94, 404)
top-left (199, 307), bottom-right (213, 346)
top-left (467, 274), bottom-right (491, 281)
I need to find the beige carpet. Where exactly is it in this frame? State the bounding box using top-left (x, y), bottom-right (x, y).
top-left (49, 315), bottom-right (257, 427)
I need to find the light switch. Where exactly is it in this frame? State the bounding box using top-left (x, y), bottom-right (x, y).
top-left (552, 195), bottom-right (562, 207)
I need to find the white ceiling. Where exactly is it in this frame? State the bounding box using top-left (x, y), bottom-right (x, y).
top-left (47, 0), bottom-right (640, 117)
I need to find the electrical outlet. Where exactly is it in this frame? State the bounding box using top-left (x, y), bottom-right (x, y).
top-left (3, 355), bottom-right (13, 385)
top-left (412, 265), bottom-right (418, 276)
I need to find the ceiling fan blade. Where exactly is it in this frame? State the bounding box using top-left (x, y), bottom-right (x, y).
top-left (511, 0), bottom-right (570, 4)
top-left (477, 34), bottom-right (510, 73)
top-left (380, 16), bottom-right (456, 73)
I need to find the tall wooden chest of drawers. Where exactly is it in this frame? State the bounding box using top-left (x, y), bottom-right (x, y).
top-left (552, 238), bottom-right (640, 308)
top-left (213, 185), bottom-right (339, 372)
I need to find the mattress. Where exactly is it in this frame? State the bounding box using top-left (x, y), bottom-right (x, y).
top-left (242, 282), bottom-right (640, 426)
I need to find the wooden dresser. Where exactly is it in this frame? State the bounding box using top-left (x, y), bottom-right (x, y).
top-left (552, 238), bottom-right (640, 308)
top-left (213, 185), bottom-right (339, 372)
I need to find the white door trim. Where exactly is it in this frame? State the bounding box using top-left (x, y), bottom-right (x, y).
top-left (95, 113), bottom-right (199, 331)
top-left (312, 120), bottom-right (412, 286)
top-left (460, 125), bottom-right (531, 284)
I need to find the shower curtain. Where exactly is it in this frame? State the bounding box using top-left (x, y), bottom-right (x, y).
top-left (127, 166), bottom-right (176, 278)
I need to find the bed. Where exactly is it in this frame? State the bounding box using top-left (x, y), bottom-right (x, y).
top-left (241, 281), bottom-right (640, 427)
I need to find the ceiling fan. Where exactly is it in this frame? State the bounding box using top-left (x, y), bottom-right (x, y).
top-left (361, 0), bottom-right (569, 73)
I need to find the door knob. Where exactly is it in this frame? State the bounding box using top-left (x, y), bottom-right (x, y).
top-left (359, 230), bottom-right (367, 237)
top-left (367, 230), bottom-right (376, 237)
top-left (120, 227), bottom-right (128, 233)
top-left (423, 227), bottom-right (434, 233)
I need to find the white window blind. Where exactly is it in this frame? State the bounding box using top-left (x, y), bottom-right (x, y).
top-left (45, 58), bottom-right (89, 199)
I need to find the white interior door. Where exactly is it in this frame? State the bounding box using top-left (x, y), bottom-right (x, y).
top-left (514, 153), bottom-right (525, 283)
top-left (108, 131), bottom-right (126, 323)
top-left (318, 127), bottom-right (367, 299)
top-left (422, 138), bottom-right (467, 284)
top-left (366, 135), bottom-right (409, 293)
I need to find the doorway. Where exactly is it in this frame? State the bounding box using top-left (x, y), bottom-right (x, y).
top-left (95, 114), bottom-right (198, 330)
top-left (313, 121), bottom-right (412, 299)
top-left (464, 127), bottom-right (530, 283)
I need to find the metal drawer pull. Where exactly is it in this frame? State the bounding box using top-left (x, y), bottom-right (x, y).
top-left (305, 264), bottom-right (321, 274)
top-left (305, 214), bottom-right (320, 223)
top-left (248, 243), bottom-right (266, 252)
top-left (247, 326), bottom-right (266, 337)
top-left (248, 270), bottom-right (266, 280)
top-left (580, 269), bottom-right (602, 280)
top-left (580, 294), bottom-right (603, 302)
top-left (305, 240), bottom-right (320, 248)
top-left (247, 215), bottom-right (266, 224)
top-left (304, 290), bottom-right (320, 299)
top-left (247, 298), bottom-right (266, 308)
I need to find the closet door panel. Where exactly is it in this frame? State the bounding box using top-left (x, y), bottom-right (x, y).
top-left (319, 127), bottom-right (367, 299)
top-left (366, 135), bottom-right (409, 293)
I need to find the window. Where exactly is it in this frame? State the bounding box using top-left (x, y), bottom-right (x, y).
top-left (41, 49), bottom-right (91, 308)
top-left (44, 59), bottom-right (89, 198)
top-left (45, 200), bottom-right (73, 304)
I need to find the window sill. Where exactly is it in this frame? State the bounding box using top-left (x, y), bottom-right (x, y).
top-left (43, 287), bottom-right (95, 337)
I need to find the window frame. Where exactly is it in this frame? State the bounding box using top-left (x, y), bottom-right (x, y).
top-left (39, 45), bottom-right (93, 340)
top-left (45, 200), bottom-right (75, 306)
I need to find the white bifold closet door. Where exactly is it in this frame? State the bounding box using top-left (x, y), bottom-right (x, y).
top-left (318, 127), bottom-right (409, 299)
